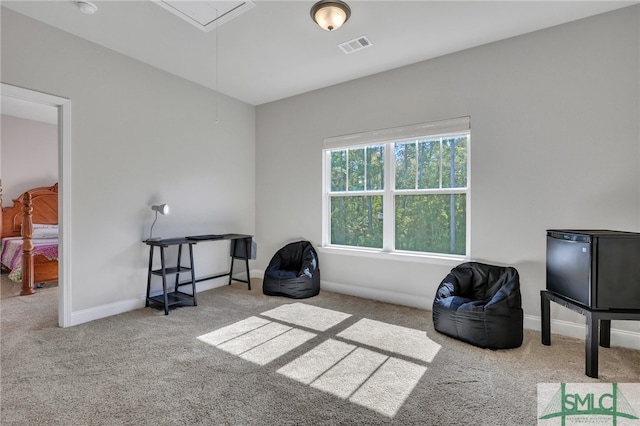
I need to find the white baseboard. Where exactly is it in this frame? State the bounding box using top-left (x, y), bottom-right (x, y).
top-left (70, 297), bottom-right (145, 326)
top-left (68, 274), bottom-right (640, 351)
top-left (524, 315), bottom-right (640, 351)
top-left (322, 280), bottom-right (640, 351)
top-left (320, 280), bottom-right (432, 310)
top-left (68, 269), bottom-right (262, 326)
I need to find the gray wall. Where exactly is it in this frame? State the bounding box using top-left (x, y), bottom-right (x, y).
top-left (255, 6), bottom-right (640, 344)
top-left (1, 8), bottom-right (256, 320)
top-left (2, 5), bottom-right (639, 346)
top-left (1, 114), bottom-right (58, 202)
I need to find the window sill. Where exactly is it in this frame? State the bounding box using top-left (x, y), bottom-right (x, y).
top-left (317, 246), bottom-right (468, 266)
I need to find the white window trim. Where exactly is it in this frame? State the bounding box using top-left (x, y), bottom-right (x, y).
top-left (322, 116), bottom-right (471, 261)
top-left (323, 116), bottom-right (470, 150)
top-left (317, 245), bottom-right (466, 267)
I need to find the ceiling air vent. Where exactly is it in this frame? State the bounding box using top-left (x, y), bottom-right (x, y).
top-left (338, 35), bottom-right (372, 54)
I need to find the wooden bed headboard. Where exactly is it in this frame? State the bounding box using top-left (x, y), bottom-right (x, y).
top-left (0, 183), bottom-right (59, 239)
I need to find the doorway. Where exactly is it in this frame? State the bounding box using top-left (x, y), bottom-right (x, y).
top-left (1, 83), bottom-right (71, 327)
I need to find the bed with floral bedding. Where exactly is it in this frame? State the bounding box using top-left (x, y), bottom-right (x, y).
top-left (0, 183), bottom-right (59, 295)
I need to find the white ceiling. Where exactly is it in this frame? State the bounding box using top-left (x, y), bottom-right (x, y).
top-left (1, 0), bottom-right (637, 107)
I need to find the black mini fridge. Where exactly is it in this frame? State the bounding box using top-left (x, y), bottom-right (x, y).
top-left (546, 229), bottom-right (640, 309)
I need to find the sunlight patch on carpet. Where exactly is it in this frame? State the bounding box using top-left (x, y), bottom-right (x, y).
top-left (337, 318), bottom-right (441, 363)
top-left (198, 303), bottom-right (437, 418)
top-left (240, 328), bottom-right (316, 366)
top-left (197, 316), bottom-right (270, 346)
top-left (218, 322), bottom-right (293, 355)
top-left (278, 338), bottom-right (427, 417)
top-left (261, 302), bottom-right (351, 331)
top-left (350, 357), bottom-right (427, 417)
top-left (311, 347), bottom-right (388, 398)
top-left (278, 339), bottom-right (356, 385)
top-left (198, 316), bottom-right (317, 366)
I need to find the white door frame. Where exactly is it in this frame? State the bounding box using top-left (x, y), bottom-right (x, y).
top-left (1, 83), bottom-right (72, 327)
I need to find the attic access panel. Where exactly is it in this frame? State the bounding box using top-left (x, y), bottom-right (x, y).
top-left (155, 1), bottom-right (255, 32)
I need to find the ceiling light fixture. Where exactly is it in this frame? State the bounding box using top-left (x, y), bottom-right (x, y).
top-left (310, 0), bottom-right (351, 32)
top-left (76, 0), bottom-right (98, 15)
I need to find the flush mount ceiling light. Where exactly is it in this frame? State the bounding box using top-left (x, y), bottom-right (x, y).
top-left (75, 0), bottom-right (98, 15)
top-left (311, 0), bottom-right (351, 32)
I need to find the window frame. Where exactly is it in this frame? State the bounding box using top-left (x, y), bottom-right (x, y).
top-left (322, 117), bottom-right (471, 260)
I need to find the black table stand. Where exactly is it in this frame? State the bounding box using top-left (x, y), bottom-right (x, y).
top-left (185, 234), bottom-right (253, 290)
top-left (144, 234), bottom-right (253, 315)
top-left (145, 238), bottom-right (197, 315)
top-left (228, 237), bottom-right (252, 290)
top-left (541, 290), bottom-right (640, 378)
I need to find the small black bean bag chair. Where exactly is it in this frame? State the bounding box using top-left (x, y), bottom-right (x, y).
top-left (263, 241), bottom-right (320, 299)
top-left (432, 262), bottom-right (523, 349)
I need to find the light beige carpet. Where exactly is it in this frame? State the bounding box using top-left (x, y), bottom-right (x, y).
top-left (1, 274), bottom-right (639, 425)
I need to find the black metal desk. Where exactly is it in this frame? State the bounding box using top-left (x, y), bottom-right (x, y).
top-left (185, 233), bottom-right (253, 290)
top-left (541, 290), bottom-right (640, 378)
top-left (144, 234), bottom-right (252, 315)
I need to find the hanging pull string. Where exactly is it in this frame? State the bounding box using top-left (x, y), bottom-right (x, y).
top-left (215, 8), bottom-right (219, 124)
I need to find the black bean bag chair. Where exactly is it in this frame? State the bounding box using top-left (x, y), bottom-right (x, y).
top-left (432, 262), bottom-right (523, 349)
top-left (263, 241), bottom-right (320, 299)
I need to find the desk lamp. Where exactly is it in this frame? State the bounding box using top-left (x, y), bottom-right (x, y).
top-left (148, 204), bottom-right (169, 241)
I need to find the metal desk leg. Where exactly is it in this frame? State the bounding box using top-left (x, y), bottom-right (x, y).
top-left (189, 243), bottom-right (197, 306)
top-left (244, 256), bottom-right (251, 290)
top-left (228, 239), bottom-right (236, 286)
top-left (228, 239), bottom-right (251, 290)
top-left (585, 312), bottom-right (598, 378)
top-left (244, 237), bottom-right (251, 290)
top-left (146, 246), bottom-right (154, 307)
top-left (599, 319), bottom-right (611, 348)
top-left (174, 244), bottom-right (184, 294)
top-left (160, 247), bottom-right (169, 316)
top-left (541, 291), bottom-right (551, 346)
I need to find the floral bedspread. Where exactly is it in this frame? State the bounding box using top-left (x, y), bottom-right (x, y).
top-left (0, 237), bottom-right (58, 282)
